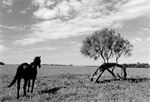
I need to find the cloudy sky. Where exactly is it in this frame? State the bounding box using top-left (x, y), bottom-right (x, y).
top-left (0, 0), bottom-right (149, 65)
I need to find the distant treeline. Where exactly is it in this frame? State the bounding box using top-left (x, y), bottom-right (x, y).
top-left (0, 62), bottom-right (5, 65)
top-left (85, 63), bottom-right (150, 68)
top-left (42, 64), bottom-right (73, 66)
top-left (122, 63), bottom-right (150, 68)
top-left (1, 62), bottom-right (150, 68)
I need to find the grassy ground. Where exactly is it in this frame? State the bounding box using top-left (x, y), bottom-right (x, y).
top-left (0, 74), bottom-right (150, 102)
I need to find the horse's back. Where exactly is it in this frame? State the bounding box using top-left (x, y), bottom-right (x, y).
top-left (17, 63), bottom-right (30, 70)
top-left (17, 63), bottom-right (30, 78)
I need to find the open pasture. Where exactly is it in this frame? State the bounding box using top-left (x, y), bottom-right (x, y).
top-left (1, 65), bottom-right (150, 77)
top-left (0, 65), bottom-right (150, 102)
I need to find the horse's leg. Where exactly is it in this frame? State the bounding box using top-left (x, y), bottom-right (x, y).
top-left (27, 80), bottom-right (30, 92)
top-left (94, 70), bottom-right (105, 83)
top-left (90, 68), bottom-right (99, 81)
top-left (17, 78), bottom-right (21, 99)
top-left (31, 79), bottom-right (35, 93)
top-left (23, 79), bottom-right (27, 96)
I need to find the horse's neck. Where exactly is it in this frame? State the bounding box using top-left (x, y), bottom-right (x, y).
top-left (30, 62), bottom-right (38, 68)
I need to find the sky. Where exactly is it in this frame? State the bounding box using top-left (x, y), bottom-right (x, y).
top-left (0, 0), bottom-right (150, 65)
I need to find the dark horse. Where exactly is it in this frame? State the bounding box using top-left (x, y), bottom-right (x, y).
top-left (8, 56), bottom-right (41, 99)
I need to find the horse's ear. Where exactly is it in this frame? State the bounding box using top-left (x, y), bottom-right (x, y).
top-left (39, 56), bottom-right (41, 58)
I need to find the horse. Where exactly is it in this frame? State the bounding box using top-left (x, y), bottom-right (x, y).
top-left (90, 63), bottom-right (127, 83)
top-left (8, 56), bottom-right (41, 99)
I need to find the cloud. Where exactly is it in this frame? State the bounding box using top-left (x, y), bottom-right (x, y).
top-left (27, 46), bottom-right (58, 51)
top-left (15, 20), bottom-right (98, 45)
top-left (106, 0), bottom-right (148, 21)
top-left (146, 38), bottom-right (150, 41)
top-left (0, 25), bottom-right (25, 31)
top-left (20, 7), bottom-right (31, 14)
top-left (139, 27), bottom-right (150, 35)
top-left (20, 10), bottom-right (26, 14)
top-left (14, 37), bottom-right (44, 45)
top-left (2, 0), bottom-right (13, 7)
top-left (15, 0), bottom-right (149, 45)
top-left (32, 0), bottom-right (47, 7)
top-left (63, 41), bottom-right (79, 45)
top-left (33, 7), bottom-right (59, 20)
top-left (7, 9), bottom-right (12, 13)
top-left (131, 37), bottom-right (150, 52)
top-left (0, 45), bottom-right (10, 53)
top-left (33, 0), bottom-right (77, 20)
top-left (131, 37), bottom-right (142, 43)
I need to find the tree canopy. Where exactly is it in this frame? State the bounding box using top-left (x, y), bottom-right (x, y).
top-left (80, 28), bottom-right (133, 63)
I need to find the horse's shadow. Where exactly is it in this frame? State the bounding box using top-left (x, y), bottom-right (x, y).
top-left (97, 77), bottom-right (150, 84)
top-left (39, 86), bottom-right (66, 94)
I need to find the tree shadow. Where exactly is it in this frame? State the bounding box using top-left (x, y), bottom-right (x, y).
top-left (39, 86), bottom-right (65, 94)
top-left (97, 79), bottom-right (120, 83)
top-left (126, 77), bottom-right (150, 83)
top-left (97, 77), bottom-right (150, 84)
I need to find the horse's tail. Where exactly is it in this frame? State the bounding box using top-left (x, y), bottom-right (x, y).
top-left (8, 69), bottom-right (19, 88)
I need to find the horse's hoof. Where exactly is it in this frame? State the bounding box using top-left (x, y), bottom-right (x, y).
top-left (24, 94), bottom-right (27, 97)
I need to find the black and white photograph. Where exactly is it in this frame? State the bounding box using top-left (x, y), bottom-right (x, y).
top-left (0, 0), bottom-right (150, 101)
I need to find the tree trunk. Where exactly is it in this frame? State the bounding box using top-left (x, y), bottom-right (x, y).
top-left (106, 59), bottom-right (109, 63)
top-left (116, 58), bottom-right (118, 64)
top-left (101, 51), bottom-right (106, 63)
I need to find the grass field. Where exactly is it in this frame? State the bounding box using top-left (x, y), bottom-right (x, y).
top-left (0, 65), bottom-right (150, 102)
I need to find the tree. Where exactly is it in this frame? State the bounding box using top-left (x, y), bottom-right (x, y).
top-left (81, 28), bottom-right (133, 82)
top-left (0, 62), bottom-right (5, 65)
top-left (113, 34), bottom-right (133, 63)
top-left (80, 28), bottom-right (133, 63)
top-left (80, 28), bottom-right (115, 63)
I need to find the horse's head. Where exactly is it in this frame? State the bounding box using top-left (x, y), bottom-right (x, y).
top-left (34, 56), bottom-right (41, 68)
